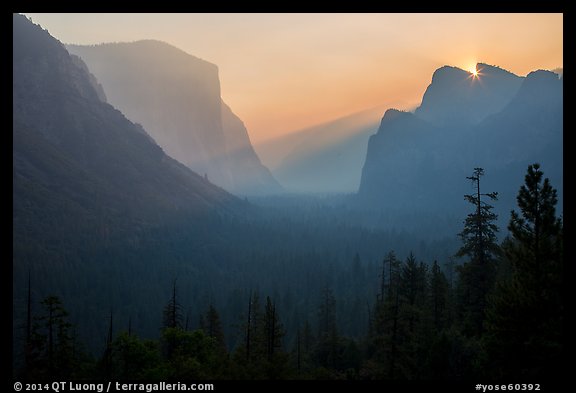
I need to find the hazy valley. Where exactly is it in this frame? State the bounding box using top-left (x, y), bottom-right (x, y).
top-left (12, 13), bottom-right (563, 383)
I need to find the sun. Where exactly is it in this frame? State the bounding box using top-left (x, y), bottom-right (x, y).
top-left (470, 66), bottom-right (479, 77)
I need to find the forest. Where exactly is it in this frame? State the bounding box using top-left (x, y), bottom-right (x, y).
top-left (14, 164), bottom-right (564, 381)
top-left (12, 14), bottom-right (564, 386)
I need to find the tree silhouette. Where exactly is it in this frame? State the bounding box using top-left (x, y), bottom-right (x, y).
top-left (200, 304), bottom-right (226, 354)
top-left (484, 163), bottom-right (563, 378)
top-left (163, 280), bottom-right (183, 330)
top-left (455, 167), bottom-right (499, 336)
top-left (100, 309), bottom-right (114, 377)
top-left (29, 296), bottom-right (75, 378)
top-left (264, 296), bottom-right (283, 361)
top-left (430, 260), bottom-right (450, 332)
top-left (162, 280), bottom-right (183, 359)
top-left (316, 287), bottom-right (340, 370)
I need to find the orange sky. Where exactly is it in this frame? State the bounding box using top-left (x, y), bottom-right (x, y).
top-left (23, 13), bottom-right (563, 146)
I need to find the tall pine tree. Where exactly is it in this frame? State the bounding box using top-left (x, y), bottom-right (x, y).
top-left (28, 296), bottom-right (75, 378)
top-left (163, 280), bottom-right (183, 330)
top-left (316, 287), bottom-right (340, 370)
top-left (455, 167), bottom-right (499, 336)
top-left (484, 163), bottom-right (563, 378)
top-left (429, 260), bottom-right (451, 332)
top-left (161, 280), bottom-right (183, 359)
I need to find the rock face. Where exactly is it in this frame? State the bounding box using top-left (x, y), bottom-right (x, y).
top-left (67, 41), bottom-right (282, 196)
top-left (415, 63), bottom-right (523, 127)
top-left (359, 109), bottom-right (442, 207)
top-left (358, 64), bottom-right (563, 220)
top-left (13, 13), bottom-right (240, 264)
top-left (69, 54), bottom-right (108, 102)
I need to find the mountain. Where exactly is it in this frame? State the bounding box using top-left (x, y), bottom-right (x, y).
top-left (358, 64), bottom-right (563, 227)
top-left (67, 41), bottom-right (282, 196)
top-left (472, 69), bottom-right (563, 210)
top-left (359, 109), bottom-right (444, 207)
top-left (415, 63), bottom-right (523, 127)
top-left (13, 13), bottom-right (244, 266)
top-left (257, 63), bottom-right (526, 195)
top-left (259, 106), bottom-right (385, 193)
top-left (13, 13), bottom-right (254, 356)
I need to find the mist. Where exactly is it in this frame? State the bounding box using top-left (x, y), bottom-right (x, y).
top-left (13, 13), bottom-right (564, 384)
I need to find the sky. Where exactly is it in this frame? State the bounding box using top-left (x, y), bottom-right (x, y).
top-left (23, 13), bottom-right (563, 147)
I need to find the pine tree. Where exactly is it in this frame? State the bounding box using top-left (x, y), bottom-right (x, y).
top-left (430, 260), bottom-right (450, 332)
top-left (261, 296), bottom-right (290, 378)
top-left (264, 297), bottom-right (284, 361)
top-left (244, 291), bottom-right (263, 364)
top-left (101, 309), bottom-right (114, 377)
top-left (455, 167), bottom-right (499, 336)
top-left (161, 280), bottom-right (183, 359)
top-left (234, 292), bottom-right (290, 378)
top-left (378, 251), bottom-right (400, 302)
top-left (385, 251), bottom-right (401, 300)
top-left (293, 320), bottom-right (314, 375)
top-left (484, 163), bottom-right (563, 378)
top-left (29, 296), bottom-right (75, 378)
top-left (395, 253), bottom-right (430, 379)
top-left (163, 280), bottom-right (183, 330)
top-left (200, 304), bottom-right (226, 354)
top-left (457, 168), bottom-right (500, 264)
top-left (366, 250), bottom-right (402, 378)
top-left (400, 253), bottom-right (425, 309)
top-left (316, 287), bottom-right (340, 370)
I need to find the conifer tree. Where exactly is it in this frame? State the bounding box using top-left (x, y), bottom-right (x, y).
top-left (200, 304), bottom-right (226, 353)
top-left (316, 287), bottom-right (340, 369)
top-left (430, 260), bottom-right (450, 332)
top-left (29, 296), bottom-right (74, 378)
top-left (162, 280), bottom-right (183, 359)
top-left (163, 280), bottom-right (183, 330)
top-left (455, 167), bottom-right (499, 336)
top-left (264, 296), bottom-right (284, 361)
top-left (485, 163), bottom-right (563, 378)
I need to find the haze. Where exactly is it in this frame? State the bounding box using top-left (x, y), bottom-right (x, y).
top-left (23, 13), bottom-right (562, 148)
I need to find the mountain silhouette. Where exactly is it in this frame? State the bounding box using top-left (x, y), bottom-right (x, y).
top-left (67, 40), bottom-right (282, 196)
top-left (358, 64), bottom-right (563, 225)
top-left (415, 63), bottom-right (523, 127)
top-left (13, 14), bottom-right (241, 268)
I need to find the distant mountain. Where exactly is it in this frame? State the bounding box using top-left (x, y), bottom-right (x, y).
top-left (415, 63), bottom-right (523, 127)
top-left (358, 64), bottom-right (563, 225)
top-left (472, 69), bottom-right (563, 210)
top-left (359, 109), bottom-right (444, 207)
top-left (67, 41), bottom-right (282, 196)
top-left (13, 14), bottom-right (241, 266)
top-left (260, 106), bottom-right (385, 193)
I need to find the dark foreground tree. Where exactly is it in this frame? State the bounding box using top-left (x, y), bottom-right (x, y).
top-left (455, 167), bottom-right (499, 336)
top-left (161, 280), bottom-right (183, 358)
top-left (163, 280), bottom-right (183, 330)
top-left (27, 296), bottom-right (76, 378)
top-left (200, 304), bottom-right (227, 354)
top-left (484, 163), bottom-right (563, 378)
top-left (316, 287), bottom-right (339, 370)
top-left (430, 260), bottom-right (451, 332)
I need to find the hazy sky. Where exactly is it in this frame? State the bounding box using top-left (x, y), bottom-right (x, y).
top-left (23, 13), bottom-right (563, 146)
